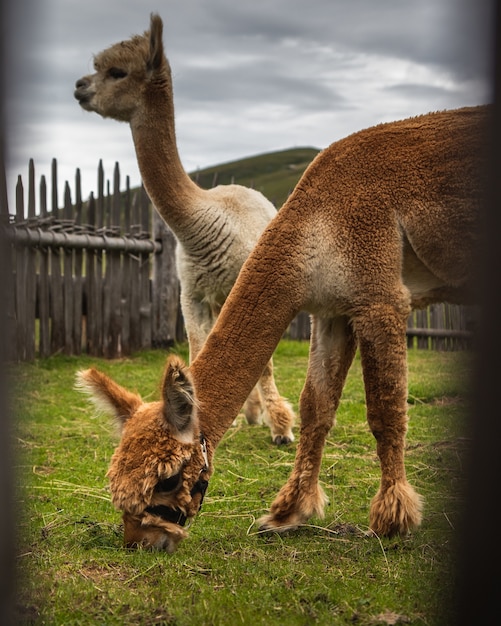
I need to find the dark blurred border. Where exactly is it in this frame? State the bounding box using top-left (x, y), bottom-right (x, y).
top-left (0, 0), bottom-right (15, 620)
top-left (0, 2), bottom-right (499, 624)
top-left (455, 2), bottom-right (501, 624)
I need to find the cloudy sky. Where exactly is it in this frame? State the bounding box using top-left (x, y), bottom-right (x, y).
top-left (3, 0), bottom-right (494, 212)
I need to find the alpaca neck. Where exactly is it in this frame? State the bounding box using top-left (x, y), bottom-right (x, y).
top-left (130, 94), bottom-right (203, 233)
top-left (193, 306), bottom-right (292, 449)
top-left (190, 215), bottom-right (307, 449)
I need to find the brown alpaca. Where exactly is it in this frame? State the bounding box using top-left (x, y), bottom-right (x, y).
top-left (77, 104), bottom-right (488, 550)
top-left (73, 14), bottom-right (294, 445)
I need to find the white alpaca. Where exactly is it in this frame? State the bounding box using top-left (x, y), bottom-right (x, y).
top-left (74, 13), bottom-right (294, 444)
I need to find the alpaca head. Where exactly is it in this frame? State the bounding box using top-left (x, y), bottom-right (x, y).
top-left (74, 13), bottom-right (170, 123)
top-left (75, 354), bottom-right (210, 552)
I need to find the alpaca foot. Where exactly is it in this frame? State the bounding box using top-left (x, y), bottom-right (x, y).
top-left (258, 511), bottom-right (305, 533)
top-left (369, 480), bottom-right (423, 537)
top-left (272, 434), bottom-right (293, 446)
top-left (257, 480), bottom-right (328, 532)
top-left (243, 395), bottom-right (295, 445)
top-left (265, 399), bottom-right (295, 446)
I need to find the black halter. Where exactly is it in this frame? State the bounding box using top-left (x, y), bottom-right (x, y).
top-left (145, 434), bottom-right (209, 527)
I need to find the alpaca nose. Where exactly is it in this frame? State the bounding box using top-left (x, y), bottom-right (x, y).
top-left (75, 77), bottom-right (89, 89)
top-left (74, 77), bottom-right (93, 105)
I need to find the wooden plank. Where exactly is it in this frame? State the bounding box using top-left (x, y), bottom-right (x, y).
top-left (0, 152), bottom-right (16, 361)
top-left (429, 304), bottom-right (441, 351)
top-left (416, 309), bottom-right (429, 349)
top-left (429, 306), bottom-right (437, 351)
top-left (443, 304), bottom-right (452, 351)
top-left (94, 162), bottom-right (105, 356)
top-left (63, 183), bottom-right (74, 354)
top-left (24, 160), bottom-right (37, 360)
top-left (121, 176), bottom-right (131, 355)
top-left (49, 159), bottom-right (64, 354)
top-left (73, 169), bottom-right (83, 355)
top-left (38, 177), bottom-right (51, 358)
top-left (107, 162), bottom-right (122, 358)
top-left (101, 166), bottom-right (112, 357)
top-left (406, 311), bottom-right (416, 349)
top-left (15, 177), bottom-right (26, 360)
top-left (85, 193), bottom-right (98, 355)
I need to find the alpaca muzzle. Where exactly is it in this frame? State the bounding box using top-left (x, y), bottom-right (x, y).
top-left (74, 77), bottom-right (94, 109)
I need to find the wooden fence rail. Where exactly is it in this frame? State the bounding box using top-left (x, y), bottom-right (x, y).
top-left (1, 157), bottom-right (476, 362)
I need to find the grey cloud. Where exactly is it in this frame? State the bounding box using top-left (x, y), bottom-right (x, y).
top-left (174, 62), bottom-right (347, 112)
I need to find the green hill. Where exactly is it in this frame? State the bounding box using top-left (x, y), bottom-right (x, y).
top-left (188, 146), bottom-right (320, 208)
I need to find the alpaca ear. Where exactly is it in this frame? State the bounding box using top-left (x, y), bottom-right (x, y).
top-left (75, 368), bottom-right (142, 431)
top-left (161, 355), bottom-right (198, 442)
top-left (148, 13), bottom-right (164, 73)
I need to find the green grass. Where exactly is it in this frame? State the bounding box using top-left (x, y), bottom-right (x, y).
top-left (12, 341), bottom-right (471, 625)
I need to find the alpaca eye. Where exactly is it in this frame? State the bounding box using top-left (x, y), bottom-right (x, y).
top-left (108, 67), bottom-right (127, 80)
top-left (155, 474), bottom-right (181, 493)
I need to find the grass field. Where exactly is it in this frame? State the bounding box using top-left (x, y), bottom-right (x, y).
top-left (12, 340), bottom-right (472, 625)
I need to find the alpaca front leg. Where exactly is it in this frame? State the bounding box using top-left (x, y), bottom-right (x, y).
top-left (256, 359), bottom-right (295, 445)
top-left (369, 477), bottom-right (423, 537)
top-left (259, 316), bottom-right (356, 530)
top-left (257, 380), bottom-right (330, 531)
top-left (258, 380), bottom-right (328, 532)
top-left (355, 303), bottom-right (423, 537)
top-left (259, 473), bottom-right (329, 531)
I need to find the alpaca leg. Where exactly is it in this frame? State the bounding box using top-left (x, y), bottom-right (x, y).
top-left (354, 301), bottom-right (423, 537)
top-left (259, 316), bottom-right (356, 530)
top-left (242, 360), bottom-right (295, 444)
top-left (255, 359), bottom-right (295, 445)
top-left (182, 298), bottom-right (208, 365)
top-left (242, 385), bottom-right (266, 425)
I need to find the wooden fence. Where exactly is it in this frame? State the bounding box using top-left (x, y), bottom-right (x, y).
top-left (1, 158), bottom-right (182, 361)
top-left (406, 304), bottom-right (476, 351)
top-left (1, 157), bottom-right (475, 362)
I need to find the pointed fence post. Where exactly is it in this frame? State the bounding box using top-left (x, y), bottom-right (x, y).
top-left (73, 169), bottom-right (83, 355)
top-left (49, 158), bottom-right (64, 354)
top-left (0, 150), bottom-right (16, 361)
top-left (63, 182), bottom-right (74, 354)
top-left (106, 162), bottom-right (123, 358)
top-left (38, 176), bottom-right (50, 358)
top-left (121, 175), bottom-right (132, 355)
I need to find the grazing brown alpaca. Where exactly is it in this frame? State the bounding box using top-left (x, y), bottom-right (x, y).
top-left (77, 104), bottom-right (488, 551)
top-left (73, 13), bottom-right (295, 445)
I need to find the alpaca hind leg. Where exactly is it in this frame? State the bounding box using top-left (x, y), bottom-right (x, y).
top-left (242, 386), bottom-right (266, 425)
top-left (256, 359), bottom-right (295, 445)
top-left (242, 360), bottom-right (295, 444)
top-left (354, 302), bottom-right (423, 537)
top-left (259, 316), bottom-right (356, 530)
